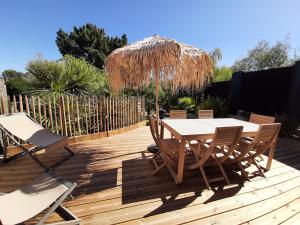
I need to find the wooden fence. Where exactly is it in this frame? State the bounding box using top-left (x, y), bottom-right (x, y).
top-left (0, 95), bottom-right (146, 138)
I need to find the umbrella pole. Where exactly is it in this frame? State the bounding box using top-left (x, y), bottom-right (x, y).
top-left (155, 72), bottom-right (159, 118)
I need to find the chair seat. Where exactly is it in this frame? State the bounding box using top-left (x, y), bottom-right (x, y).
top-left (160, 138), bottom-right (180, 153)
top-left (0, 173), bottom-right (69, 225)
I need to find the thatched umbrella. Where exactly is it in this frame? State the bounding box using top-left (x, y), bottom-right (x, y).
top-left (106, 35), bottom-right (213, 116)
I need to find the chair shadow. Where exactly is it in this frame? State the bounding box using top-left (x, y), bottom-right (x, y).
top-left (122, 153), bottom-right (245, 218)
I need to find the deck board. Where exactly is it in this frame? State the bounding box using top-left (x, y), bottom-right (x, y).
top-left (1, 126), bottom-right (300, 225)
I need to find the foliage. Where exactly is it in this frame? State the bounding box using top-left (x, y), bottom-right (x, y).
top-left (139, 81), bottom-right (172, 115)
top-left (6, 76), bottom-right (31, 96)
top-left (56, 23), bottom-right (127, 69)
top-left (199, 96), bottom-right (228, 117)
top-left (1, 69), bottom-right (24, 82)
top-left (232, 38), bottom-right (297, 72)
top-left (275, 114), bottom-right (299, 138)
top-left (172, 97), bottom-right (196, 113)
top-left (209, 48), bottom-right (232, 82)
top-left (213, 66), bottom-right (233, 82)
top-left (26, 55), bottom-right (108, 94)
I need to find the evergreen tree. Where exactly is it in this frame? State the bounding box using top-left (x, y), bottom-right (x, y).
top-left (56, 23), bottom-right (127, 69)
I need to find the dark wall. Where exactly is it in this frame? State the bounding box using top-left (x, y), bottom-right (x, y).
top-left (205, 81), bottom-right (231, 99)
top-left (227, 61), bottom-right (300, 119)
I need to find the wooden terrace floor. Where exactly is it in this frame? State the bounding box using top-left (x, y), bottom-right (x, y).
top-left (1, 126), bottom-right (300, 224)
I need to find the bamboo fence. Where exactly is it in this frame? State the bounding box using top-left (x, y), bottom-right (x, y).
top-left (0, 95), bottom-right (146, 138)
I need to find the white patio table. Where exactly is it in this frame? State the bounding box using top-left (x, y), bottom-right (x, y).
top-left (160, 118), bottom-right (277, 184)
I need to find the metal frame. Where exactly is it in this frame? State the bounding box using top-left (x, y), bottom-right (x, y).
top-left (0, 112), bottom-right (74, 171)
top-left (0, 172), bottom-right (81, 225)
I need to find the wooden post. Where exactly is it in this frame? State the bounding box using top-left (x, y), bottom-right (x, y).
top-left (19, 94), bottom-right (23, 112)
top-left (1, 96), bottom-right (5, 114)
top-left (76, 96), bottom-right (81, 135)
top-left (53, 97), bottom-right (59, 133)
top-left (13, 95), bottom-right (17, 113)
top-left (60, 96), bottom-right (68, 136)
top-left (71, 96), bottom-right (76, 135)
top-left (84, 96), bottom-right (88, 134)
top-left (7, 95), bottom-right (11, 114)
top-left (25, 95), bottom-right (30, 116)
top-left (48, 97), bottom-right (53, 131)
top-left (96, 96), bottom-right (99, 133)
top-left (66, 96), bottom-right (72, 136)
top-left (43, 98), bottom-right (47, 128)
top-left (32, 96), bottom-right (36, 121)
top-left (37, 96), bottom-right (42, 124)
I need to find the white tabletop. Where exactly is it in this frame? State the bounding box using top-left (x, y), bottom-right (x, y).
top-left (161, 118), bottom-right (259, 139)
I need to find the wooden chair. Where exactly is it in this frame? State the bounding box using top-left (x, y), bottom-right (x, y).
top-left (198, 110), bottom-right (214, 119)
top-left (248, 113), bottom-right (276, 160)
top-left (189, 126), bottom-right (243, 189)
top-left (249, 113), bottom-right (275, 124)
top-left (149, 115), bottom-right (180, 176)
top-left (169, 110), bottom-right (187, 119)
top-left (230, 123), bottom-right (281, 179)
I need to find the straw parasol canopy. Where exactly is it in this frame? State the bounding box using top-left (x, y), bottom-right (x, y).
top-left (106, 35), bottom-right (213, 115)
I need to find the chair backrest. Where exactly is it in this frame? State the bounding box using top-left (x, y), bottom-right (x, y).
top-left (251, 123), bottom-right (281, 155)
top-left (198, 110), bottom-right (214, 119)
top-left (197, 126), bottom-right (243, 164)
top-left (169, 110), bottom-right (187, 119)
top-left (249, 113), bottom-right (275, 124)
top-left (149, 114), bottom-right (160, 146)
top-left (0, 172), bottom-right (76, 225)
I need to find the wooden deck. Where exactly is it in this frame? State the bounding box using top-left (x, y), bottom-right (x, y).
top-left (1, 126), bottom-right (300, 225)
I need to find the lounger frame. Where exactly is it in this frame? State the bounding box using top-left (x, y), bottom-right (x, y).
top-left (0, 112), bottom-right (74, 171)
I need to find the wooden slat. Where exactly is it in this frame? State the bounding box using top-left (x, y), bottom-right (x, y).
top-left (53, 96), bottom-right (59, 133)
top-left (43, 97), bottom-right (47, 128)
top-left (32, 96), bottom-right (36, 121)
top-left (37, 96), bottom-right (42, 124)
top-left (1, 95), bottom-right (5, 114)
top-left (25, 95), bottom-right (30, 116)
top-left (76, 96), bottom-right (81, 135)
top-left (96, 96), bottom-right (99, 133)
top-left (13, 95), bottom-right (17, 113)
top-left (66, 96), bottom-right (72, 136)
top-left (84, 96), bottom-right (88, 134)
top-left (60, 96), bottom-right (68, 136)
top-left (48, 97), bottom-right (53, 131)
top-left (19, 94), bottom-right (23, 112)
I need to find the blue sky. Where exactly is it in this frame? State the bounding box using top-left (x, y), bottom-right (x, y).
top-left (1, 0), bottom-right (299, 73)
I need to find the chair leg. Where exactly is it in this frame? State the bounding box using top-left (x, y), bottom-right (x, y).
top-left (237, 161), bottom-right (250, 181)
top-left (199, 166), bottom-right (211, 189)
top-left (252, 157), bottom-right (266, 177)
top-left (214, 156), bottom-right (230, 185)
top-left (153, 160), bottom-right (168, 175)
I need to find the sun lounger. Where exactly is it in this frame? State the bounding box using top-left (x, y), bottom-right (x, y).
top-left (0, 172), bottom-right (80, 225)
top-left (0, 112), bottom-right (74, 170)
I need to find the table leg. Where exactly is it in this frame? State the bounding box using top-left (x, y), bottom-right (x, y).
top-left (160, 123), bottom-right (164, 139)
top-left (176, 139), bottom-right (186, 184)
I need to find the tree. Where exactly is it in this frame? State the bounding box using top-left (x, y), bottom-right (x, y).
top-left (56, 23), bottom-right (127, 69)
top-left (209, 48), bottom-right (233, 82)
top-left (213, 66), bottom-right (233, 82)
top-left (232, 38), bottom-right (296, 72)
top-left (1, 69), bottom-right (24, 82)
top-left (26, 55), bottom-right (108, 94)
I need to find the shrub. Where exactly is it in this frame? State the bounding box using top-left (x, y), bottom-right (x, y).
top-left (26, 55), bottom-right (108, 94)
top-left (171, 97), bottom-right (196, 113)
top-left (199, 96), bottom-right (228, 117)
